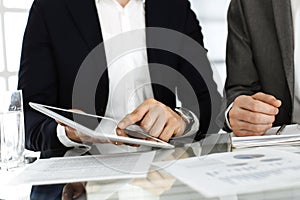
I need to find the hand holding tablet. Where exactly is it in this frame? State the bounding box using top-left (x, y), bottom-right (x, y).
top-left (29, 102), bottom-right (174, 149)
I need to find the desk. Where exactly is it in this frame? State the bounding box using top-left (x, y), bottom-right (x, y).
top-left (7, 134), bottom-right (300, 200)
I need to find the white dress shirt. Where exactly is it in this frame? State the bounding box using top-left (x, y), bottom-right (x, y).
top-left (291, 0), bottom-right (300, 124)
top-left (58, 0), bottom-right (152, 150)
top-left (95, 0), bottom-right (154, 137)
top-left (94, 0), bottom-right (153, 153)
top-left (58, 0), bottom-right (199, 149)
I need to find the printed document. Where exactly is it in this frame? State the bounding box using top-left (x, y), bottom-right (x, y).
top-left (232, 124), bottom-right (300, 148)
top-left (154, 148), bottom-right (300, 197)
top-left (9, 151), bottom-right (155, 185)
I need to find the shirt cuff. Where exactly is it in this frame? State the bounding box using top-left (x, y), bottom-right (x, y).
top-left (57, 124), bottom-right (90, 149)
top-left (225, 103), bottom-right (234, 131)
top-left (174, 107), bottom-right (199, 138)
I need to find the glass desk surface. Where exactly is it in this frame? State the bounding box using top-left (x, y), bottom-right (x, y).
top-left (22, 134), bottom-right (300, 200)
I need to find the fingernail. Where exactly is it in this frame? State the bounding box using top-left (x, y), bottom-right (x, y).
top-left (278, 100), bottom-right (282, 106)
top-left (116, 129), bottom-right (121, 135)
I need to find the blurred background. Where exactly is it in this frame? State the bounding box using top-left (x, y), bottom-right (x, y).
top-left (0, 0), bottom-right (230, 94)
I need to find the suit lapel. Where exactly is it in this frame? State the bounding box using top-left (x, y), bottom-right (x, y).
top-left (65, 0), bottom-right (109, 116)
top-left (145, 0), bottom-right (157, 63)
top-left (145, 0), bottom-right (172, 62)
top-left (145, 0), bottom-right (159, 98)
top-left (144, 1), bottom-right (176, 107)
top-left (272, 0), bottom-right (295, 99)
top-left (65, 0), bottom-right (103, 50)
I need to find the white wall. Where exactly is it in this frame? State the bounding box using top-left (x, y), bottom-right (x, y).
top-left (0, 0), bottom-right (33, 91)
top-left (190, 0), bottom-right (231, 95)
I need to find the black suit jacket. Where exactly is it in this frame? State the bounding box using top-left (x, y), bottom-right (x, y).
top-left (225, 0), bottom-right (294, 130)
top-left (18, 0), bottom-right (221, 151)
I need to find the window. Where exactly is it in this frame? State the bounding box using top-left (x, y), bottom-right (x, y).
top-left (0, 0), bottom-right (33, 91)
top-left (0, 0), bottom-right (230, 93)
top-left (3, 0), bottom-right (33, 9)
top-left (190, 0), bottom-right (230, 95)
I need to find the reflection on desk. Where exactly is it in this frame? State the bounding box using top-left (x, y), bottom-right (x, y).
top-left (14, 133), bottom-right (300, 200)
top-left (26, 134), bottom-right (231, 200)
top-left (155, 147), bottom-right (300, 198)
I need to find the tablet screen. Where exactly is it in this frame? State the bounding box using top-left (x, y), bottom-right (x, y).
top-left (34, 104), bottom-right (117, 135)
top-left (29, 102), bottom-right (174, 148)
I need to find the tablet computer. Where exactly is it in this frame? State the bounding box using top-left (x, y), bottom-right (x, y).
top-left (29, 102), bottom-right (174, 149)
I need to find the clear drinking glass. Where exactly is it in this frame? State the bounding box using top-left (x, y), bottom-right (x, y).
top-left (0, 90), bottom-right (25, 170)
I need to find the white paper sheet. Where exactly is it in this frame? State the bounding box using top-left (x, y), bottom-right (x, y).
top-left (154, 148), bottom-right (300, 197)
top-left (232, 124), bottom-right (300, 148)
top-left (9, 151), bottom-right (155, 185)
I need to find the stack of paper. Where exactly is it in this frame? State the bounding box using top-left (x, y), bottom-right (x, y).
top-left (232, 124), bottom-right (300, 148)
top-left (154, 147), bottom-right (300, 198)
top-left (9, 151), bottom-right (155, 185)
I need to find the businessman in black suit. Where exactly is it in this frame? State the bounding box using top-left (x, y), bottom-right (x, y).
top-left (225, 0), bottom-right (300, 136)
top-left (18, 0), bottom-right (221, 151)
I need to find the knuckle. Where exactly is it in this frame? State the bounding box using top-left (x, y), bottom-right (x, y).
top-left (146, 98), bottom-right (156, 104)
top-left (140, 121), bottom-right (151, 131)
top-left (264, 115), bottom-right (274, 123)
top-left (250, 115), bottom-right (260, 123)
top-left (270, 115), bottom-right (276, 123)
top-left (250, 102), bottom-right (259, 112)
top-left (247, 114), bottom-right (255, 122)
top-left (233, 130), bottom-right (244, 137)
top-left (159, 134), bottom-right (169, 142)
top-left (229, 119), bottom-right (237, 128)
top-left (149, 129), bottom-right (160, 137)
top-left (131, 112), bottom-right (143, 122)
top-left (252, 125), bottom-right (262, 133)
top-left (266, 94), bottom-right (275, 100)
top-left (266, 96), bottom-right (273, 102)
top-left (131, 110), bottom-right (140, 117)
top-left (234, 96), bottom-right (243, 105)
top-left (176, 126), bottom-right (183, 135)
top-left (153, 101), bottom-right (166, 111)
top-left (139, 120), bottom-right (146, 127)
top-left (168, 116), bottom-right (177, 124)
top-left (241, 123), bottom-right (251, 131)
top-left (124, 113), bottom-right (134, 121)
top-left (229, 108), bottom-right (238, 119)
top-left (158, 103), bottom-right (167, 110)
top-left (268, 124), bottom-right (273, 129)
top-left (236, 95), bottom-right (249, 103)
top-left (131, 109), bottom-right (139, 115)
top-left (266, 107), bottom-right (275, 114)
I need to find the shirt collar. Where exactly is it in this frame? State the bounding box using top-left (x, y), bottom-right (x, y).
top-left (96, 0), bottom-right (146, 4)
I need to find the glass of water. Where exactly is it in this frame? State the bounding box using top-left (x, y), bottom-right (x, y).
top-left (0, 90), bottom-right (25, 170)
